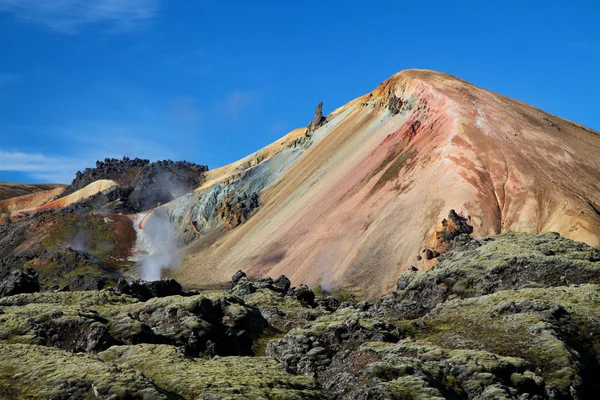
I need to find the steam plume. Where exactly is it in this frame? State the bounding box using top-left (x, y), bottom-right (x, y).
top-left (136, 210), bottom-right (181, 281)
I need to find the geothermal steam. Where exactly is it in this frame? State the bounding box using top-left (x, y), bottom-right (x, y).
top-left (137, 211), bottom-right (181, 281)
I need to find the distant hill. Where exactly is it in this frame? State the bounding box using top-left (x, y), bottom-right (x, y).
top-left (0, 182), bottom-right (65, 201)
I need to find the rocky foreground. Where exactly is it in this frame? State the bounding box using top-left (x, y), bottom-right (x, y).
top-left (1, 231), bottom-right (600, 399)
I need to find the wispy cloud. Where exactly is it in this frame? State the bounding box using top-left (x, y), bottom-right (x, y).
top-left (0, 121), bottom-right (184, 183)
top-left (0, 151), bottom-right (82, 183)
top-left (0, 0), bottom-right (161, 33)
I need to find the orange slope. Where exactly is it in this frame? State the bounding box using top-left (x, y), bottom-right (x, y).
top-left (7, 180), bottom-right (118, 219)
top-left (178, 69), bottom-right (600, 298)
top-left (0, 186), bottom-right (65, 214)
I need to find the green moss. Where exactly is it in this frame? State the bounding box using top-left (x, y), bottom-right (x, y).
top-left (40, 237), bottom-right (56, 251)
top-left (45, 214), bottom-right (126, 259)
top-left (252, 327), bottom-right (285, 357)
top-left (0, 343), bottom-right (161, 399)
top-left (397, 285), bottom-right (600, 395)
top-left (99, 344), bottom-right (325, 399)
top-left (365, 362), bottom-right (414, 381)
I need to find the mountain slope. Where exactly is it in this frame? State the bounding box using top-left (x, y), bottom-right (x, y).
top-left (168, 69), bottom-right (600, 297)
top-left (0, 183), bottom-right (64, 201)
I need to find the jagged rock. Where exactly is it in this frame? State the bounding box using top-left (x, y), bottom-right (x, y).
top-left (231, 270), bottom-right (247, 287)
top-left (378, 87), bottom-right (404, 115)
top-left (215, 192), bottom-right (260, 229)
top-left (230, 277), bottom-right (258, 296)
top-left (293, 284), bottom-right (316, 307)
top-left (313, 101), bottom-right (324, 126)
top-left (307, 101), bottom-right (326, 132)
top-left (32, 310), bottom-right (118, 353)
top-left (423, 248), bottom-right (439, 260)
top-left (432, 209), bottom-right (474, 253)
top-left (230, 273), bottom-right (292, 298)
top-left (0, 268), bottom-right (40, 297)
top-left (0, 289), bottom-right (269, 358)
top-left (273, 274), bottom-right (291, 293)
top-left (316, 296), bottom-right (340, 312)
top-left (2, 232), bottom-right (600, 398)
top-left (115, 278), bottom-right (185, 301)
top-left (387, 94), bottom-right (403, 115)
top-left (266, 308), bottom-right (400, 377)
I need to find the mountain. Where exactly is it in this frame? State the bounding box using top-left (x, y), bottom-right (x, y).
top-left (1, 70), bottom-right (600, 299)
top-left (0, 182), bottom-right (64, 201)
top-left (161, 69), bottom-right (600, 297)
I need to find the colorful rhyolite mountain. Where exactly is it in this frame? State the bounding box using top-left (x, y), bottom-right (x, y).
top-left (3, 70), bottom-right (600, 297)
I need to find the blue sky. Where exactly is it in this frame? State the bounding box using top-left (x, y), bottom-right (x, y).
top-left (0, 0), bottom-right (598, 183)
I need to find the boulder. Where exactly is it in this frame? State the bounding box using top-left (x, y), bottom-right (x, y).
top-left (0, 268), bottom-right (40, 297)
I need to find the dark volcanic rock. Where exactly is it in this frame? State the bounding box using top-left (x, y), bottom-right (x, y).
top-left (273, 275), bottom-right (291, 293)
top-left (32, 310), bottom-right (118, 353)
top-left (292, 284), bottom-right (316, 308)
top-left (115, 278), bottom-right (186, 301)
top-left (432, 209), bottom-right (474, 254)
top-left (0, 268), bottom-right (40, 297)
top-left (57, 157), bottom-right (209, 212)
top-left (307, 101), bottom-right (326, 132)
top-left (266, 307), bottom-right (401, 377)
top-left (313, 101), bottom-right (324, 126)
top-left (231, 270), bottom-right (247, 287)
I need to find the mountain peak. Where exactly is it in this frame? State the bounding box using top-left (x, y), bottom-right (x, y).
top-left (171, 70), bottom-right (600, 297)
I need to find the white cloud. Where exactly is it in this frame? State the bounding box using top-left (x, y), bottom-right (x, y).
top-left (0, 0), bottom-right (161, 33)
top-left (0, 151), bottom-right (82, 183)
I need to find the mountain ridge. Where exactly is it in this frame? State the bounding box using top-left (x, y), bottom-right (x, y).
top-left (1, 69), bottom-right (599, 299)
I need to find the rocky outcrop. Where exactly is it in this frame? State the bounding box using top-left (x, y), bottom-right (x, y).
top-left (431, 209), bottom-right (474, 253)
top-left (114, 278), bottom-right (188, 301)
top-left (377, 86), bottom-right (405, 115)
top-left (307, 101), bottom-right (326, 132)
top-left (374, 231), bottom-right (600, 319)
top-left (0, 268), bottom-right (40, 297)
top-left (313, 101), bottom-right (325, 126)
top-left (2, 232), bottom-right (600, 398)
top-left (58, 157), bottom-right (208, 212)
top-left (0, 282), bottom-right (269, 358)
top-left (215, 192), bottom-right (260, 229)
top-left (264, 232), bottom-right (600, 399)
